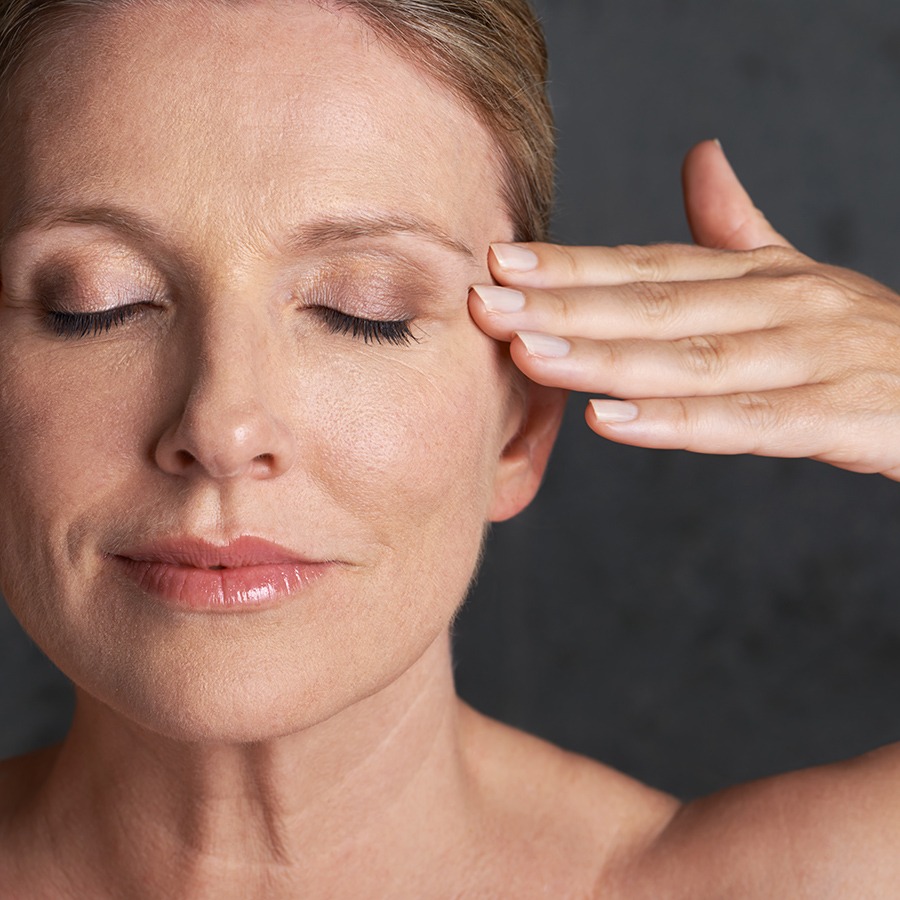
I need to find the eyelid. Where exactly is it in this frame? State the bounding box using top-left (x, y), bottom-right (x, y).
top-left (44, 303), bottom-right (146, 339)
top-left (28, 256), bottom-right (169, 314)
top-left (5, 226), bottom-right (193, 303)
top-left (319, 258), bottom-right (471, 328)
top-left (294, 263), bottom-right (429, 319)
top-left (34, 267), bottom-right (169, 340)
top-left (282, 266), bottom-right (420, 348)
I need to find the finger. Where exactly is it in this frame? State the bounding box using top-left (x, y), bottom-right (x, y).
top-left (508, 329), bottom-right (817, 398)
top-left (487, 240), bottom-right (800, 290)
top-left (682, 139), bottom-right (794, 251)
top-left (586, 388), bottom-right (900, 479)
top-left (470, 274), bottom-right (794, 345)
top-left (583, 386), bottom-right (836, 458)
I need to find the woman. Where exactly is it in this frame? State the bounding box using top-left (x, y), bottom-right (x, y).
top-left (0, 0), bottom-right (899, 896)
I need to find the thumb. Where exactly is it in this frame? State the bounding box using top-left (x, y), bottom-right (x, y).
top-left (682, 139), bottom-right (793, 251)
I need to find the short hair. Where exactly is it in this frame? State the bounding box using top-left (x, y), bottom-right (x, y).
top-left (0, 0), bottom-right (556, 240)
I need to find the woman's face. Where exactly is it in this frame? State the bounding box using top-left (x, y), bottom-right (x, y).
top-left (0, 2), bottom-right (546, 740)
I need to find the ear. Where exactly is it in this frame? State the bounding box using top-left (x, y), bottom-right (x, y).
top-left (487, 381), bottom-right (567, 523)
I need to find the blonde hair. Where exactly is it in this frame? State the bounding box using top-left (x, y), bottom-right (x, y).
top-left (0, 0), bottom-right (555, 240)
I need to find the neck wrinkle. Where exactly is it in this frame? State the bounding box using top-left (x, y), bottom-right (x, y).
top-left (29, 631), bottom-right (472, 896)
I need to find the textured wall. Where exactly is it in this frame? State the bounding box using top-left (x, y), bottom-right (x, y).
top-left (3, 0), bottom-right (900, 800)
top-left (454, 0), bottom-right (900, 799)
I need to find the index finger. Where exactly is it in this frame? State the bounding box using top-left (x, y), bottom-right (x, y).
top-left (488, 241), bottom-right (800, 289)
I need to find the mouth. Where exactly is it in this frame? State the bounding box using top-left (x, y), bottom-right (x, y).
top-left (110, 535), bottom-right (333, 611)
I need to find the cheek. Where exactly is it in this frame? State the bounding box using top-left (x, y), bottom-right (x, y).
top-left (281, 339), bottom-right (510, 720)
top-left (0, 328), bottom-right (505, 577)
top-left (320, 340), bottom-right (504, 492)
top-left (0, 348), bottom-right (144, 490)
top-left (299, 338), bottom-right (506, 563)
top-left (0, 323), bottom-right (511, 741)
top-left (0, 340), bottom-right (149, 618)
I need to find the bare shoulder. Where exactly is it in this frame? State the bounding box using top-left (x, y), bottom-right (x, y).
top-left (620, 742), bottom-right (900, 898)
top-left (458, 705), bottom-right (900, 899)
top-left (457, 702), bottom-right (680, 897)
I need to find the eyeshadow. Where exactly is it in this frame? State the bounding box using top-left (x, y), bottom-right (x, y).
top-left (298, 253), bottom-right (448, 318)
top-left (28, 245), bottom-right (166, 312)
top-left (32, 263), bottom-right (85, 312)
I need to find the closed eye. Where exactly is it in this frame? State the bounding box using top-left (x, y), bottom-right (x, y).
top-left (44, 303), bottom-right (145, 338)
top-left (41, 299), bottom-right (418, 346)
top-left (313, 306), bottom-right (417, 346)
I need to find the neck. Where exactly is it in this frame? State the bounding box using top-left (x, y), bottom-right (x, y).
top-left (22, 632), bottom-right (475, 897)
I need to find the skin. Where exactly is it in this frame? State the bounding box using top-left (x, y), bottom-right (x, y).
top-left (0, 3), bottom-right (591, 897)
top-left (468, 141), bottom-right (900, 897)
top-left (1, 2), bottom-right (900, 898)
top-left (474, 142), bottom-right (900, 480)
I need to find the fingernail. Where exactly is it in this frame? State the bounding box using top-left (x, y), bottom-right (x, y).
top-left (472, 284), bottom-right (526, 313)
top-left (516, 331), bottom-right (570, 359)
top-left (490, 243), bottom-right (539, 272)
top-left (589, 399), bottom-right (639, 423)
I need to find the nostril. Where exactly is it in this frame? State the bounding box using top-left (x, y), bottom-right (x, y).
top-left (175, 449), bottom-right (195, 468)
top-left (154, 419), bottom-right (291, 480)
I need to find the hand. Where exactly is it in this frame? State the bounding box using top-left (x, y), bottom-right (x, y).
top-left (469, 140), bottom-right (900, 481)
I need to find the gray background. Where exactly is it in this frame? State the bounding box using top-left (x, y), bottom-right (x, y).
top-left (3, 0), bottom-right (900, 800)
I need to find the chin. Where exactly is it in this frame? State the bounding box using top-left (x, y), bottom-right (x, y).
top-left (82, 670), bottom-right (350, 745)
top-left (67, 627), bottom-right (429, 746)
top-left (22, 563), bottom-right (457, 746)
top-left (138, 704), bottom-right (314, 746)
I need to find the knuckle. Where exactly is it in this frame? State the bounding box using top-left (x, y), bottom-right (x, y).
top-left (629, 280), bottom-right (680, 326)
top-left (554, 244), bottom-right (584, 283)
top-left (812, 275), bottom-right (853, 312)
top-left (614, 243), bottom-right (668, 282)
top-left (818, 445), bottom-right (863, 469)
top-left (666, 397), bottom-right (708, 450)
top-left (732, 392), bottom-right (783, 446)
top-left (671, 397), bottom-right (694, 434)
top-left (749, 244), bottom-right (799, 271)
top-left (784, 271), bottom-right (851, 313)
top-left (678, 333), bottom-right (729, 379)
top-left (544, 286), bottom-right (579, 331)
top-left (734, 390), bottom-right (822, 447)
top-left (597, 339), bottom-right (625, 372)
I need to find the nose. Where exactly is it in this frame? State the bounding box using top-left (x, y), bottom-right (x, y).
top-left (154, 322), bottom-right (297, 481)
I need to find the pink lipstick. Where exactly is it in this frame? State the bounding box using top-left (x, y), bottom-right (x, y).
top-left (111, 536), bottom-right (331, 611)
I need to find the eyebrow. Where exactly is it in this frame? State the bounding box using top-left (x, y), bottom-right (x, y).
top-left (1, 201), bottom-right (476, 262)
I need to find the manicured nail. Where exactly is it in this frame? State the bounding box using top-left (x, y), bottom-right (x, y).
top-left (589, 399), bottom-right (639, 423)
top-left (472, 284), bottom-right (526, 313)
top-left (516, 331), bottom-right (570, 358)
top-left (490, 243), bottom-right (539, 272)
top-left (713, 137), bottom-right (723, 150)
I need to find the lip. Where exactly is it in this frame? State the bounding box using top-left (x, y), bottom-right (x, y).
top-left (111, 536), bottom-right (332, 612)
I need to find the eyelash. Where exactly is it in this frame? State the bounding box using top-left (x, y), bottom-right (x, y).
top-left (45, 304), bottom-right (144, 338)
top-left (315, 306), bottom-right (416, 346)
top-left (43, 303), bottom-right (417, 346)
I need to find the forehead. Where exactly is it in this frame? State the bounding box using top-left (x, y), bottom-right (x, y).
top-left (2, 1), bottom-right (507, 256)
